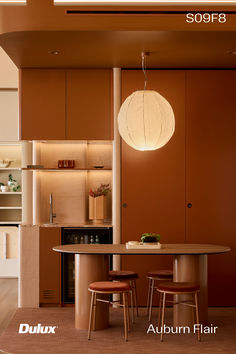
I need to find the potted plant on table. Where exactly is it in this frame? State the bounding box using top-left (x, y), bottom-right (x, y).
top-left (89, 184), bottom-right (111, 224)
top-left (141, 233), bottom-right (161, 244)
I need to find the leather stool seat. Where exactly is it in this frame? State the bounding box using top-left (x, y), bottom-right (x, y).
top-left (109, 270), bottom-right (138, 280)
top-left (147, 270), bottom-right (173, 279)
top-left (89, 281), bottom-right (131, 293)
top-left (157, 281), bottom-right (200, 293)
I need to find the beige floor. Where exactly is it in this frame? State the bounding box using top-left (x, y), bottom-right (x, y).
top-left (0, 306), bottom-right (236, 354)
top-left (0, 278), bottom-right (18, 336)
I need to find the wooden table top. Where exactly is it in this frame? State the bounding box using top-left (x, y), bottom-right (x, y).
top-left (53, 243), bottom-right (230, 255)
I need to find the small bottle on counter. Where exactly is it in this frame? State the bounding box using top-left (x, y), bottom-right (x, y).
top-left (80, 236), bottom-right (84, 244)
top-left (95, 235), bottom-right (100, 244)
top-left (90, 235), bottom-right (94, 244)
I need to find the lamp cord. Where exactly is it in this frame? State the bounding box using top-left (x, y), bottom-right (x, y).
top-left (142, 52), bottom-right (148, 91)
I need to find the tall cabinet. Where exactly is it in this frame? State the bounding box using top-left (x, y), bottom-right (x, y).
top-left (185, 71), bottom-right (236, 306)
top-left (121, 69), bottom-right (236, 306)
top-left (121, 70), bottom-right (186, 306)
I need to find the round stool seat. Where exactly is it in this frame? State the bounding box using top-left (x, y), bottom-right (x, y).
top-left (89, 281), bottom-right (131, 293)
top-left (147, 270), bottom-right (173, 279)
top-left (109, 270), bottom-right (138, 280)
top-left (157, 281), bottom-right (200, 293)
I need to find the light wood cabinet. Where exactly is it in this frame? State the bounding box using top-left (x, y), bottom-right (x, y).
top-left (39, 227), bottom-right (61, 305)
top-left (66, 69), bottom-right (113, 140)
top-left (20, 69), bottom-right (66, 140)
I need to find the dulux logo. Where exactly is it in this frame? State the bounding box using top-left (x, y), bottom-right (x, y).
top-left (19, 323), bottom-right (57, 334)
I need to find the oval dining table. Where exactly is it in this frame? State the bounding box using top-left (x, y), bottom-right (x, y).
top-left (53, 243), bottom-right (230, 330)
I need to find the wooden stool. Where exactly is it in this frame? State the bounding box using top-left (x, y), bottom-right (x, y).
top-left (146, 270), bottom-right (173, 321)
top-left (109, 270), bottom-right (138, 322)
top-left (157, 281), bottom-right (201, 342)
top-left (88, 281), bottom-right (131, 341)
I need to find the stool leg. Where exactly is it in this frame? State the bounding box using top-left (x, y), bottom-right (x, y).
top-left (92, 293), bottom-right (97, 331)
top-left (133, 279), bottom-right (139, 317)
top-left (148, 279), bottom-right (155, 322)
top-left (195, 292), bottom-right (201, 342)
top-left (192, 293), bottom-right (195, 327)
top-left (146, 278), bottom-right (151, 316)
top-left (158, 291), bottom-right (163, 330)
top-left (123, 292), bottom-right (128, 341)
top-left (126, 292), bottom-right (131, 332)
top-left (130, 281), bottom-right (134, 324)
top-left (160, 292), bottom-right (166, 342)
top-left (88, 292), bottom-right (95, 340)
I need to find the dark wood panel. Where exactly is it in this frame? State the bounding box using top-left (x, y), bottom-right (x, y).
top-left (121, 70), bottom-right (186, 306)
top-left (186, 70), bottom-right (236, 306)
top-left (20, 69), bottom-right (66, 140)
top-left (39, 227), bottom-right (61, 305)
top-left (66, 69), bottom-right (112, 140)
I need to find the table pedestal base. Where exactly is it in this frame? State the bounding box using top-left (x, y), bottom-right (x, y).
top-left (75, 254), bottom-right (109, 330)
top-left (173, 254), bottom-right (208, 327)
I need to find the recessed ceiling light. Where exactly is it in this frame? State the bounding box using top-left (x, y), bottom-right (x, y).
top-left (48, 51), bottom-right (60, 55)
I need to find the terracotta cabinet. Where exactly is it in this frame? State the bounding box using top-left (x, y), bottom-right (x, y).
top-left (186, 71), bottom-right (236, 306)
top-left (121, 69), bottom-right (236, 307)
top-left (20, 69), bottom-right (66, 140)
top-left (39, 227), bottom-right (61, 305)
top-left (66, 69), bottom-right (113, 140)
top-left (121, 70), bottom-right (186, 306)
top-left (20, 69), bottom-right (113, 140)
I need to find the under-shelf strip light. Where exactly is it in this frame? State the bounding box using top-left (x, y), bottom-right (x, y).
top-left (0, 0), bottom-right (26, 4)
top-left (54, 0), bottom-right (236, 5)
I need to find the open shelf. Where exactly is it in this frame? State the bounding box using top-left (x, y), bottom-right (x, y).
top-left (0, 168), bottom-right (21, 170)
top-left (0, 207), bottom-right (22, 210)
top-left (30, 141), bottom-right (113, 225)
top-left (0, 221), bottom-right (22, 225)
top-left (0, 143), bottom-right (22, 225)
top-left (0, 192), bottom-right (22, 195)
top-left (22, 167), bottom-right (112, 171)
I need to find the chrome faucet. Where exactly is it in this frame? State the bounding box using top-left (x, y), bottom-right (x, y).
top-left (49, 192), bottom-right (56, 224)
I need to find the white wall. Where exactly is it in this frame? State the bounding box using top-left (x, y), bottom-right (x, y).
top-left (0, 46), bottom-right (19, 141)
top-left (0, 47), bottom-right (18, 88)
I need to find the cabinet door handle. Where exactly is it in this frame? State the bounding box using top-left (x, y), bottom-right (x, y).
top-left (122, 203), bottom-right (128, 208)
top-left (187, 203), bottom-right (192, 208)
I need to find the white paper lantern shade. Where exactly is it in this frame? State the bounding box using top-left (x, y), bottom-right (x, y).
top-left (118, 90), bottom-right (175, 151)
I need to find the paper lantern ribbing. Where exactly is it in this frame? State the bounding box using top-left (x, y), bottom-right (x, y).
top-left (118, 90), bottom-right (175, 151)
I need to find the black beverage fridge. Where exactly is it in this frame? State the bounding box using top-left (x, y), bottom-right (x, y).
top-left (61, 227), bottom-right (112, 304)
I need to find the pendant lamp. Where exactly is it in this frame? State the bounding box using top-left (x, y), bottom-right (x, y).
top-left (118, 52), bottom-right (175, 151)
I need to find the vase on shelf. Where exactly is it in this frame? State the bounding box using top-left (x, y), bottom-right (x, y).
top-left (89, 195), bottom-right (107, 224)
